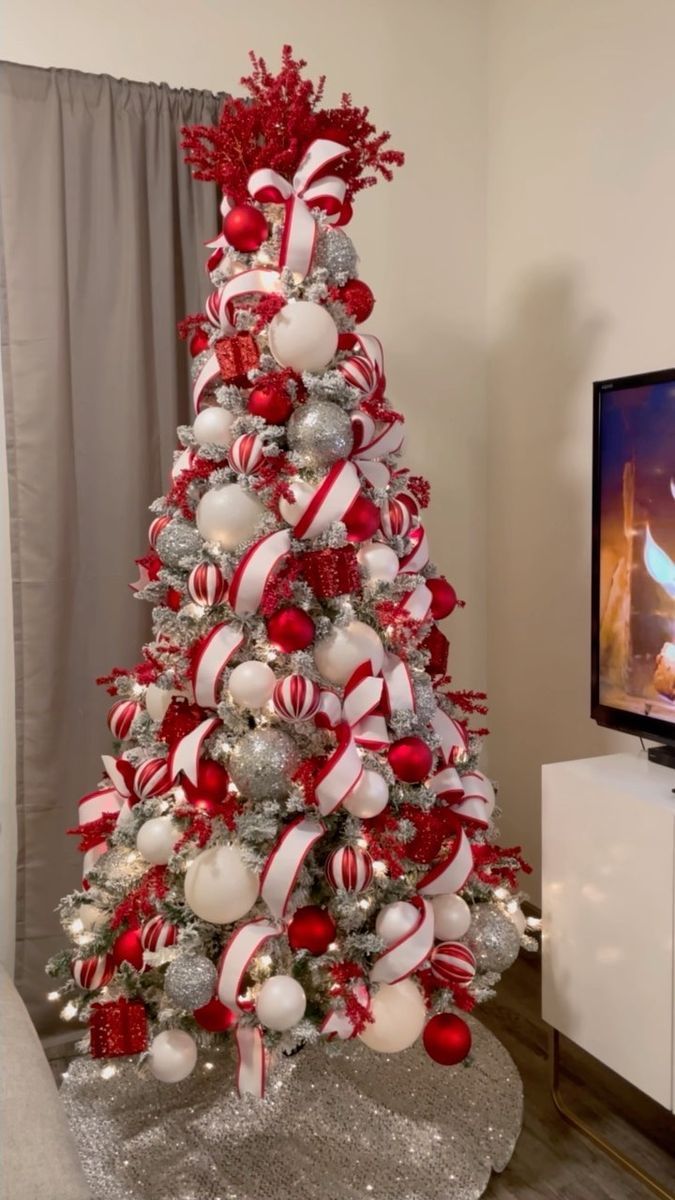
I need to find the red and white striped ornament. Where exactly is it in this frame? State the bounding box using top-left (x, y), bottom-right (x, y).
top-left (71, 953), bottom-right (115, 991)
top-left (141, 915), bottom-right (178, 952)
top-left (107, 699), bottom-right (140, 742)
top-left (188, 562), bottom-right (228, 608)
top-left (228, 432), bottom-right (264, 475)
top-left (148, 515), bottom-right (171, 549)
top-left (325, 845), bottom-right (373, 893)
top-left (134, 758), bottom-right (171, 801)
top-left (272, 674), bottom-right (321, 722)
top-left (380, 496), bottom-right (412, 539)
top-left (429, 941), bottom-right (476, 987)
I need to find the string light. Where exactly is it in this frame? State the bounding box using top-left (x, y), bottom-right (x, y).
top-left (69, 918), bottom-right (84, 935)
top-left (100, 1065), bottom-right (117, 1080)
top-left (61, 1001), bottom-right (78, 1021)
top-left (373, 860), bottom-right (387, 877)
top-left (47, 990), bottom-right (60, 1002)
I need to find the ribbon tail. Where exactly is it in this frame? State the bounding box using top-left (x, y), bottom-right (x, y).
top-left (235, 1026), bottom-right (266, 1098)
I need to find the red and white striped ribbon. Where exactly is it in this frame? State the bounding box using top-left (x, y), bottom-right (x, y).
top-left (428, 765), bottom-right (465, 802)
top-left (217, 918), bottom-right (281, 1014)
top-left (381, 652), bottom-right (416, 714)
top-left (349, 413), bottom-right (391, 489)
top-left (315, 723), bottom-right (364, 816)
top-left (193, 267), bottom-right (283, 412)
top-left (430, 708), bottom-right (468, 765)
top-left (235, 1025), bottom-right (267, 1098)
top-left (370, 897), bottom-right (435, 984)
top-left (78, 786), bottom-right (123, 885)
top-left (449, 770), bottom-right (495, 829)
top-left (168, 716), bottom-right (220, 787)
top-left (417, 822), bottom-right (473, 896)
top-left (342, 662), bottom-right (388, 749)
top-left (100, 755), bottom-right (132, 800)
top-left (320, 981), bottom-right (371, 1040)
top-left (287, 460), bottom-right (361, 539)
top-left (192, 623), bottom-right (244, 708)
top-left (259, 816), bottom-right (325, 919)
top-left (248, 137), bottom-right (349, 278)
top-left (398, 582), bottom-right (432, 622)
top-left (228, 528), bottom-right (291, 617)
top-left (398, 525), bottom-right (429, 574)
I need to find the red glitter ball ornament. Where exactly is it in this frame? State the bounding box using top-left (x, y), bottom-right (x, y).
top-left (336, 279), bottom-right (375, 324)
top-left (266, 606), bottom-right (315, 652)
top-left (343, 494), bottom-right (381, 542)
top-left (422, 626), bottom-right (450, 677)
top-left (287, 906), bottom-right (336, 955)
top-left (182, 759), bottom-right (230, 803)
top-left (389, 737), bottom-right (433, 783)
top-left (399, 804), bottom-right (443, 863)
top-left (223, 204), bottom-right (268, 252)
top-left (423, 1013), bottom-right (472, 1065)
top-left (111, 928), bottom-right (144, 971)
top-left (247, 380), bottom-right (293, 424)
top-left (426, 577), bottom-right (458, 621)
top-left (193, 996), bottom-right (237, 1032)
top-left (189, 328), bottom-right (210, 357)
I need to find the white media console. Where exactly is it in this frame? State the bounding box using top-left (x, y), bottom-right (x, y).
top-left (542, 752), bottom-right (675, 1113)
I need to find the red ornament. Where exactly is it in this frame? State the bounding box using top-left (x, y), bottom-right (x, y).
top-left (148, 514), bottom-right (171, 549)
top-left (182, 759), bottom-right (230, 803)
top-left (273, 674), bottom-right (322, 721)
top-left (189, 795), bottom-right (231, 820)
top-left (90, 998), bottom-right (148, 1058)
top-left (389, 737), bottom-right (433, 783)
top-left (300, 546), bottom-right (362, 598)
top-left (165, 586), bottom-right (183, 612)
top-left (71, 953), bottom-right (115, 991)
top-left (215, 332), bottom-right (259, 384)
top-left (223, 204), bottom-right (268, 252)
top-left (426, 577), bottom-right (458, 621)
top-left (193, 995), bottom-right (238, 1032)
top-left (107, 699), bottom-right (140, 742)
top-left (380, 496), bottom-right (412, 539)
top-left (336, 279), bottom-right (375, 324)
top-left (343, 494), bottom-right (381, 542)
top-left (189, 328), bottom-right (210, 357)
top-left (188, 562), bottom-right (228, 608)
top-left (399, 804), bottom-right (443, 863)
top-left (423, 1013), bottom-right (472, 1065)
top-left (228, 432), bottom-right (264, 475)
top-left (112, 928), bottom-right (145, 971)
top-left (266, 606), bottom-right (315, 652)
top-left (247, 380), bottom-right (293, 424)
top-left (287, 905), bottom-right (336, 955)
top-left (422, 626), bottom-right (450, 677)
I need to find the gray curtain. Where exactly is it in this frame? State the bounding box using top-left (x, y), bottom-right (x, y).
top-left (0, 61), bottom-right (223, 1042)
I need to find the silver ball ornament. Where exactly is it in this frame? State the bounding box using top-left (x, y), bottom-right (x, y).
top-left (467, 904), bottom-right (521, 973)
top-left (313, 227), bottom-right (358, 284)
top-left (164, 955), bottom-right (217, 1010)
top-left (228, 729), bottom-right (300, 801)
top-left (287, 400), bottom-right (354, 467)
top-left (156, 519), bottom-right (203, 568)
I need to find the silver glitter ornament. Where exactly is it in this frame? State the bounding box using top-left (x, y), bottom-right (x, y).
top-left (467, 904), bottom-right (521, 973)
top-left (164, 955), bottom-right (217, 1010)
top-left (313, 227), bottom-right (358, 284)
top-left (228, 729), bottom-right (299, 801)
top-left (287, 400), bottom-right (354, 467)
top-left (156, 519), bottom-right (203, 568)
top-left (60, 1017), bottom-right (522, 1200)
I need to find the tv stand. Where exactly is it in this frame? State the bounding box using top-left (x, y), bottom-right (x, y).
top-left (647, 743), bottom-right (675, 770)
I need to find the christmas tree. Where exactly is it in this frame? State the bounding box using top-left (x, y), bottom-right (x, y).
top-left (49, 48), bottom-right (531, 1096)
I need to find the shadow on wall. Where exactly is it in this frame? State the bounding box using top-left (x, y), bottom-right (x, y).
top-left (486, 268), bottom-right (627, 901)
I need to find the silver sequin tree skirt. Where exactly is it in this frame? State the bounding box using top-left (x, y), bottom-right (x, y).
top-left (60, 1017), bottom-right (522, 1200)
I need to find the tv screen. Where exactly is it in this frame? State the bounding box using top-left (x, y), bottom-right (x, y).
top-left (592, 369), bottom-right (675, 744)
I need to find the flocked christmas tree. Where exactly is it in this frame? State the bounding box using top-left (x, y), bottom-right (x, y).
top-left (49, 48), bottom-right (532, 1095)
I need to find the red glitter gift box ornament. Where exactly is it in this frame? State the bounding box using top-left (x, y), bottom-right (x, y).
top-left (89, 997), bottom-right (148, 1059)
top-left (422, 625), bottom-right (450, 677)
top-left (300, 546), bottom-right (361, 599)
top-left (214, 332), bottom-right (259, 384)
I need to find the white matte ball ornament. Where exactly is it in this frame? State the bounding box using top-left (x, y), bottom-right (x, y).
top-left (431, 894), bottom-right (472, 941)
top-left (314, 620), bottom-right (384, 687)
top-left (359, 978), bottom-right (426, 1053)
top-left (268, 301), bottom-right (339, 372)
top-left (184, 844), bottom-right (258, 924)
top-left (192, 406), bottom-right (235, 447)
top-left (343, 769), bottom-right (389, 818)
top-left (357, 541), bottom-right (400, 584)
top-left (255, 975), bottom-right (307, 1031)
top-left (196, 484), bottom-right (264, 550)
top-left (136, 817), bottom-right (178, 866)
top-left (148, 1030), bottom-right (198, 1084)
top-left (375, 901), bottom-right (422, 947)
top-left (229, 661), bottom-right (276, 709)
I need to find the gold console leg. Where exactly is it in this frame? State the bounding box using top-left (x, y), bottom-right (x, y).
top-left (549, 1028), bottom-right (674, 1200)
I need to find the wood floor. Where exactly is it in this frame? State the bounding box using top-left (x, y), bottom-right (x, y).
top-left (50, 952), bottom-right (674, 1199)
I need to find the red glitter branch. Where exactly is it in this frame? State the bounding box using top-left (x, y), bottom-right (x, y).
top-left (471, 843), bottom-right (532, 891)
top-left (110, 867), bottom-right (169, 930)
top-left (177, 313), bottom-right (208, 340)
top-left (405, 475), bottom-right (431, 509)
top-left (67, 812), bottom-right (119, 854)
top-left (166, 455), bottom-right (226, 518)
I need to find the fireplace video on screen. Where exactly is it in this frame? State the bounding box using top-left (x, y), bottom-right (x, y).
top-left (597, 382), bottom-right (675, 722)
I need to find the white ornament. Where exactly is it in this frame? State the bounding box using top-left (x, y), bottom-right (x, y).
top-left (344, 769), bottom-right (389, 818)
top-left (314, 620), bottom-right (384, 687)
top-left (196, 484), bottom-right (263, 550)
top-left (255, 975), bottom-right (307, 1031)
top-left (76, 904), bottom-right (106, 932)
top-left (357, 541), bottom-right (400, 583)
top-left (431, 894), bottom-right (472, 941)
top-left (184, 844), bottom-right (258, 924)
top-left (229, 661), bottom-right (276, 709)
top-left (145, 683), bottom-right (173, 723)
top-left (268, 301), bottom-right (338, 372)
top-left (359, 978), bottom-right (426, 1053)
top-left (148, 1030), bottom-right (197, 1084)
top-left (192, 406), bottom-right (235, 448)
top-left (375, 901), bottom-right (422, 947)
top-left (136, 817), bottom-right (178, 866)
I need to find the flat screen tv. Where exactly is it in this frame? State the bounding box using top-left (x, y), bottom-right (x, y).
top-left (592, 368), bottom-right (675, 762)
